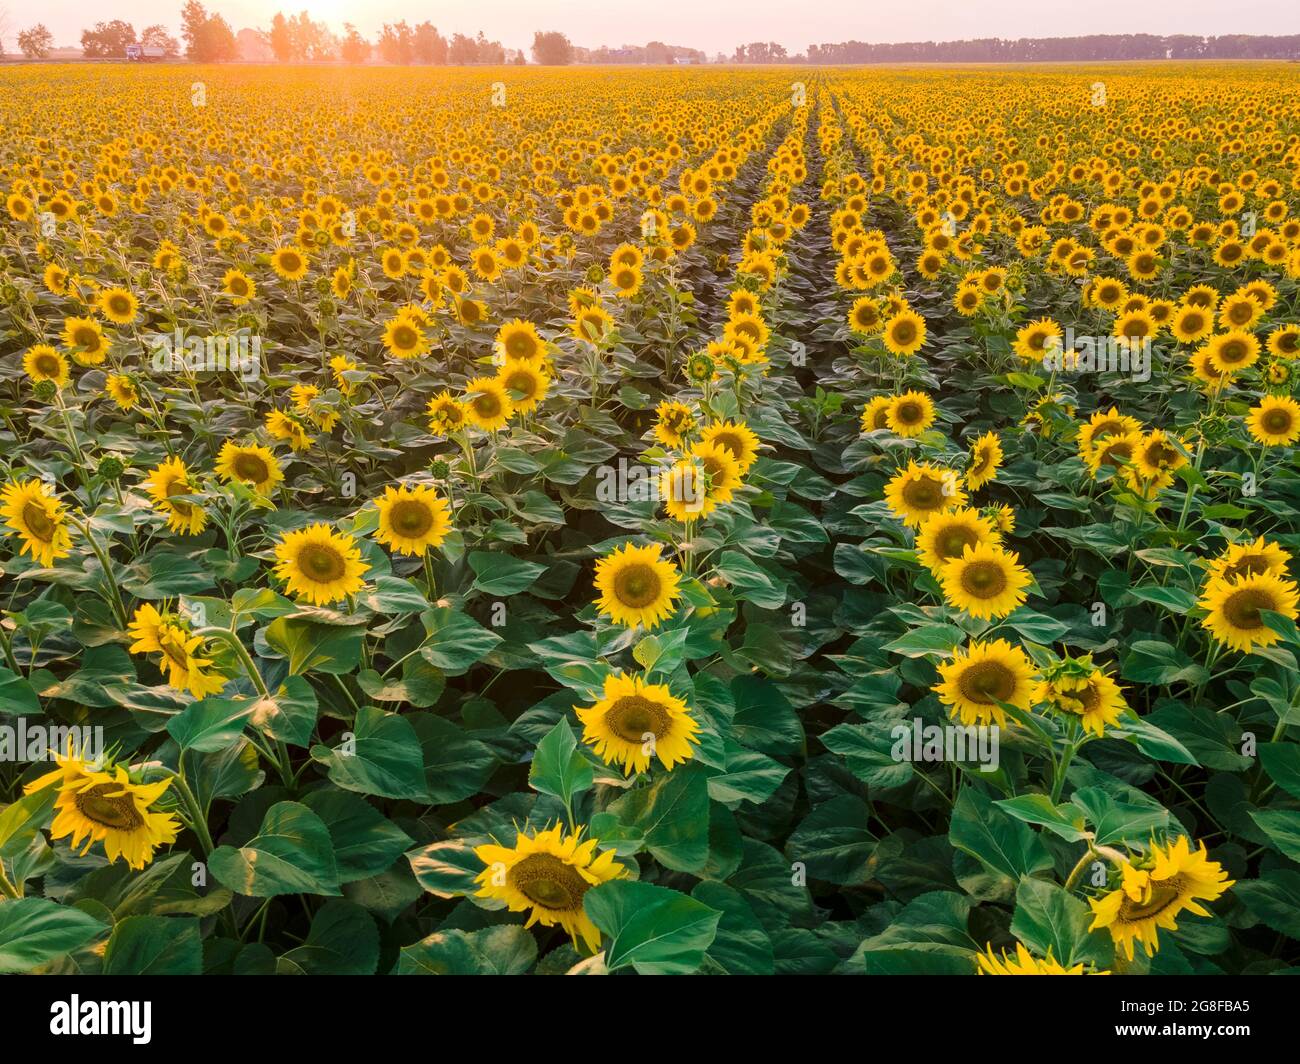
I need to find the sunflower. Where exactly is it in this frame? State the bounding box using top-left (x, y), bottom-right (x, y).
top-left (1084, 430), bottom-right (1143, 479)
top-left (23, 344), bottom-right (69, 388)
top-left (427, 391), bottom-right (469, 435)
top-left (497, 357), bottom-right (551, 415)
top-left (885, 390), bottom-right (935, 437)
top-left (214, 440), bottom-right (283, 494)
top-left (462, 377), bottom-right (514, 432)
top-left (1132, 429), bottom-right (1186, 479)
top-left (382, 315), bottom-right (429, 360)
top-left (474, 825), bottom-right (625, 953)
top-left (1199, 571), bottom-right (1300, 653)
top-left (1, 478), bottom-right (72, 567)
top-left (61, 316), bottom-right (109, 364)
top-left (1013, 318), bottom-right (1061, 362)
top-left (96, 286), bottom-right (138, 325)
top-left (882, 308), bottom-right (926, 356)
top-left (271, 246), bottom-right (309, 281)
top-left (266, 409), bottom-right (314, 452)
top-left (496, 319), bottom-right (544, 362)
top-left (688, 440), bottom-right (742, 502)
top-left (24, 755), bottom-right (180, 871)
top-left (934, 639), bottom-right (1037, 727)
top-left (143, 457), bottom-right (207, 535)
top-left (274, 523), bottom-right (368, 605)
top-left (572, 304), bottom-right (614, 343)
top-left (860, 395), bottom-right (892, 433)
top-left (576, 672), bottom-right (700, 774)
top-left (1246, 395), bottom-right (1300, 446)
top-left (1208, 536), bottom-right (1290, 582)
top-left (966, 431), bottom-right (1003, 491)
top-left (222, 268), bottom-right (256, 304)
top-left (105, 373), bottom-right (139, 410)
top-left (374, 483), bottom-right (451, 556)
top-left (660, 459), bottom-right (711, 522)
top-left (848, 296), bottom-right (883, 335)
top-left (1204, 330), bottom-right (1261, 374)
top-left (940, 542), bottom-right (1031, 619)
top-left (653, 401), bottom-right (697, 447)
top-left (976, 943), bottom-right (1103, 976)
top-left (1266, 325), bottom-right (1300, 360)
top-left (594, 542), bottom-right (682, 630)
top-left (916, 507), bottom-right (999, 573)
top-left (698, 419), bottom-right (760, 474)
top-left (1088, 837), bottom-right (1233, 961)
top-left (127, 603), bottom-right (227, 699)
top-left (1036, 656), bottom-right (1128, 737)
top-left (884, 461), bottom-right (966, 527)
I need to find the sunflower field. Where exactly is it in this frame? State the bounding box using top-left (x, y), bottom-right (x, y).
top-left (1, 61), bottom-right (1300, 978)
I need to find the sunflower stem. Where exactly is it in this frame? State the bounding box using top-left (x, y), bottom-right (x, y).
top-left (161, 768), bottom-right (214, 857)
top-left (196, 625), bottom-right (271, 700)
top-left (69, 515), bottom-right (129, 630)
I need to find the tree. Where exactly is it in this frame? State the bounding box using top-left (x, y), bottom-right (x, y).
top-left (141, 24), bottom-right (180, 55)
top-left (447, 32), bottom-right (476, 64)
top-left (531, 30), bottom-right (573, 65)
top-left (475, 31), bottom-right (504, 65)
top-left (644, 40), bottom-right (672, 64)
top-left (377, 21), bottom-right (414, 64)
top-left (181, 2), bottom-right (238, 62)
top-left (267, 12), bottom-right (292, 61)
top-left (81, 20), bottom-right (136, 58)
top-left (340, 23), bottom-right (370, 64)
top-left (17, 23), bottom-right (52, 58)
top-left (413, 22), bottom-right (446, 64)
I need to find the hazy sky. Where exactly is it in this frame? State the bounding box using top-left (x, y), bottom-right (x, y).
top-left (11, 0), bottom-right (1296, 55)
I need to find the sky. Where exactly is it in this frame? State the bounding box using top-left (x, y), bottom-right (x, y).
top-left (8, 0), bottom-right (1296, 55)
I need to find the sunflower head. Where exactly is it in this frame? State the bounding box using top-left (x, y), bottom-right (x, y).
top-left (939, 541), bottom-right (1032, 620)
top-left (374, 483), bottom-right (451, 557)
top-left (935, 638), bottom-right (1037, 727)
top-left (273, 523), bottom-right (369, 605)
top-left (577, 672), bottom-right (700, 774)
top-left (593, 542), bottom-right (682, 631)
top-left (884, 461), bottom-right (967, 528)
top-left (1, 478), bottom-right (72, 567)
top-left (1199, 571), bottom-right (1300, 653)
top-left (1089, 836), bottom-right (1233, 960)
top-left (474, 825), bottom-right (625, 953)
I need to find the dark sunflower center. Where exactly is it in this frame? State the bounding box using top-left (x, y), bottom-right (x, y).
top-left (892, 320), bottom-right (917, 345)
top-left (75, 783), bottom-right (145, 831)
top-left (1224, 556), bottom-right (1269, 579)
top-left (508, 853), bottom-right (588, 912)
top-left (1100, 441), bottom-right (1133, 467)
top-left (902, 476), bottom-right (944, 510)
top-left (73, 327), bottom-right (99, 347)
top-left (108, 295), bottom-right (130, 315)
top-left (503, 370), bottom-right (537, 399)
top-left (1262, 409), bottom-right (1294, 434)
top-left (613, 563), bottom-right (661, 608)
top-left (506, 335), bottom-right (536, 359)
top-left (1219, 340), bottom-right (1249, 364)
top-left (472, 391), bottom-right (501, 417)
top-left (164, 479), bottom-right (192, 516)
top-left (1222, 588), bottom-right (1275, 630)
top-left (34, 354), bottom-right (61, 375)
top-left (21, 500), bottom-right (56, 541)
top-left (393, 325), bottom-right (418, 349)
top-left (960, 560), bottom-right (1008, 598)
top-left (1228, 303), bottom-right (1253, 325)
top-left (956, 660), bottom-right (1015, 705)
top-left (389, 499), bottom-right (433, 538)
top-left (1118, 878), bottom-right (1185, 922)
top-left (605, 694), bottom-right (670, 742)
top-left (896, 402), bottom-right (924, 424)
top-left (938, 527), bottom-right (979, 559)
top-left (300, 543), bottom-right (345, 582)
top-left (232, 454), bottom-right (269, 483)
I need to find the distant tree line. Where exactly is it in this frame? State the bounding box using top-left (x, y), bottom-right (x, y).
top-left (797, 34), bottom-right (1300, 63)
